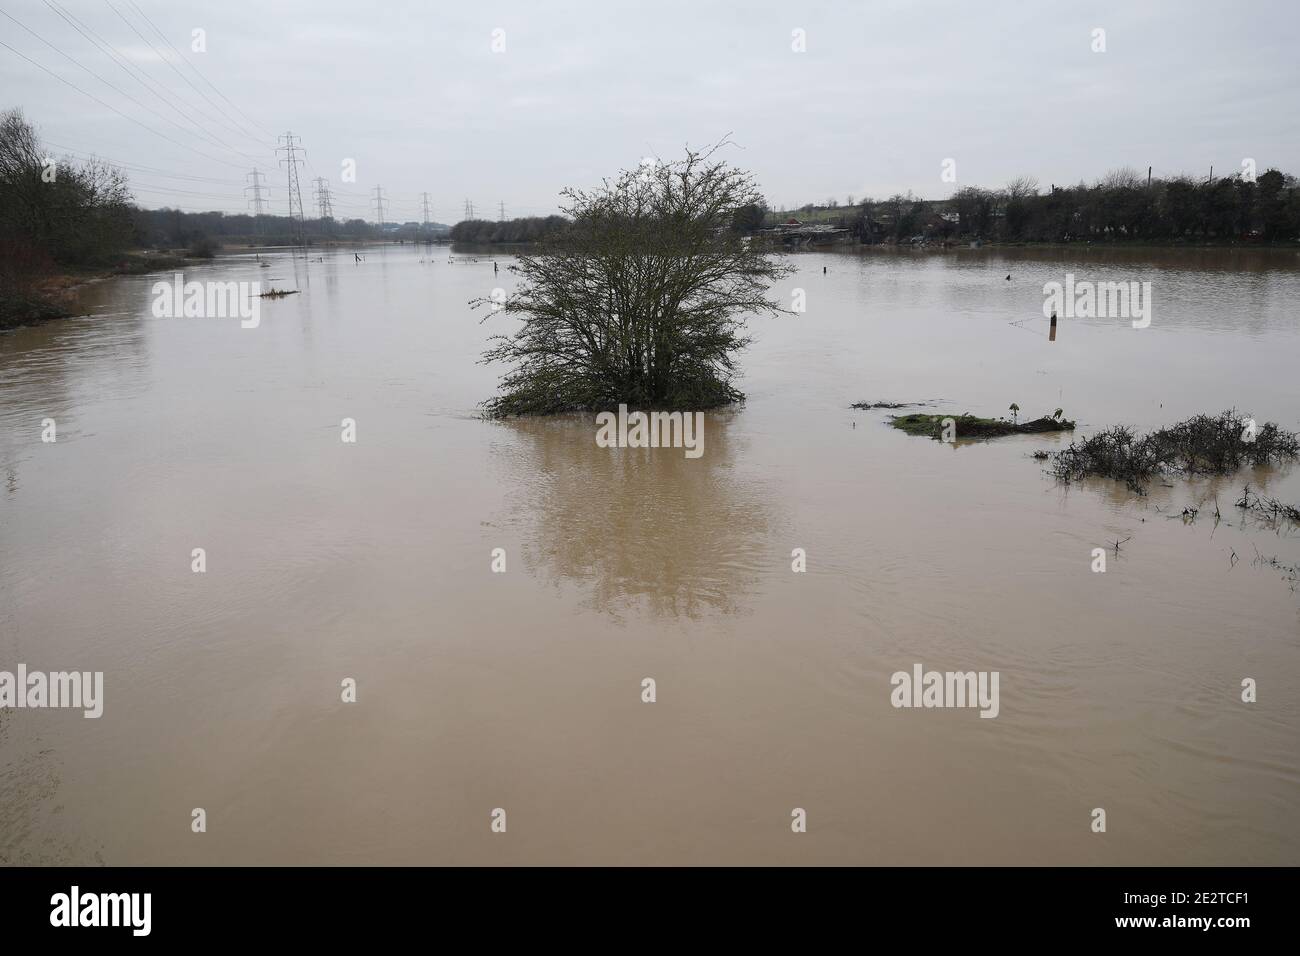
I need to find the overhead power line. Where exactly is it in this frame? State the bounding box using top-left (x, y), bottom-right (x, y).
top-left (122, 0), bottom-right (277, 141)
top-left (42, 140), bottom-right (249, 184)
top-left (2, 6), bottom-right (268, 165)
top-left (97, 0), bottom-right (271, 147)
top-left (129, 184), bottom-right (245, 199)
top-left (89, 0), bottom-right (274, 154)
top-left (32, 2), bottom-right (255, 157)
top-left (0, 37), bottom-right (249, 169)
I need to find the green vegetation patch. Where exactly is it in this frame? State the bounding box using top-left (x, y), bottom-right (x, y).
top-left (889, 412), bottom-right (1075, 439)
top-left (0, 294), bottom-right (72, 330)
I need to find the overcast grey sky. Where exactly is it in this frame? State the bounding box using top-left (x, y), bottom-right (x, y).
top-left (3, 0), bottom-right (1297, 223)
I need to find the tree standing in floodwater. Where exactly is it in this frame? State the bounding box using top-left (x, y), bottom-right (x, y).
top-left (477, 144), bottom-right (791, 416)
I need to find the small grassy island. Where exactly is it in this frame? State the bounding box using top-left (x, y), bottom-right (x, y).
top-left (889, 412), bottom-right (1075, 439)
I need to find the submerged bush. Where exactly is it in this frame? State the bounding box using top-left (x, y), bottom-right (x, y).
top-left (1050, 411), bottom-right (1299, 492)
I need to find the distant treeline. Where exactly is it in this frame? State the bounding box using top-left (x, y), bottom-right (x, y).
top-left (773, 168), bottom-right (1300, 244)
top-left (1, 108), bottom-right (462, 325)
top-left (130, 208), bottom-right (449, 252)
top-left (449, 216), bottom-right (569, 243)
top-left (1, 108), bottom-right (449, 269)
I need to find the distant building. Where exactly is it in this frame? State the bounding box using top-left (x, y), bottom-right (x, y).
top-left (763, 219), bottom-right (849, 246)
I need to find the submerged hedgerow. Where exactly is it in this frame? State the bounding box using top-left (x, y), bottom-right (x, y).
top-left (1049, 410), bottom-right (1299, 492)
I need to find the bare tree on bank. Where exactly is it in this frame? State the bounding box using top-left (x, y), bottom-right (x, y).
top-left (0, 109), bottom-right (132, 264)
top-left (1, 108), bottom-right (132, 321)
top-left (476, 144), bottom-right (791, 417)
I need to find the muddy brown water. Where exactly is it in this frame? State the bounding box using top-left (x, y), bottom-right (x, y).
top-left (1, 245), bottom-right (1298, 864)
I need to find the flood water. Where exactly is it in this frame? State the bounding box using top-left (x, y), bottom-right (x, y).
top-left (2, 244), bottom-right (1298, 865)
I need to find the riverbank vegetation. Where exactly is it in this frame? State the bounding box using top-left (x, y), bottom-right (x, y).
top-left (1, 107), bottom-right (458, 329)
top-left (130, 207), bottom-right (450, 250)
top-left (1, 109), bottom-right (134, 328)
top-left (764, 167), bottom-right (1300, 245)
